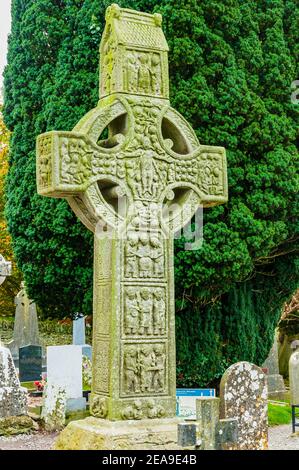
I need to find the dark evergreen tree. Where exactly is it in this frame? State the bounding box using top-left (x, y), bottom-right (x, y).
top-left (3, 0), bottom-right (298, 385)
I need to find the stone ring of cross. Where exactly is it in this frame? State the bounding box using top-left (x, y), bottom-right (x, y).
top-left (37, 93), bottom-right (227, 236)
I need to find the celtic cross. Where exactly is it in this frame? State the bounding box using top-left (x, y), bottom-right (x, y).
top-left (36, 4), bottom-right (227, 421)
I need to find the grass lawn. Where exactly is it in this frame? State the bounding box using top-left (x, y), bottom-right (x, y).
top-left (268, 402), bottom-right (292, 426)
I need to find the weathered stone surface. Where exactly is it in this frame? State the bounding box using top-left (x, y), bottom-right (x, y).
top-left (177, 422), bottom-right (197, 448)
top-left (215, 418), bottom-right (238, 450)
top-left (7, 283), bottom-right (40, 359)
top-left (0, 346), bottom-right (27, 418)
top-left (55, 417), bottom-right (182, 450)
top-left (289, 350), bottom-right (299, 405)
top-left (220, 361), bottom-right (268, 450)
top-left (263, 332), bottom-right (286, 400)
top-left (36, 3), bottom-right (228, 448)
top-left (196, 397), bottom-right (219, 450)
top-left (0, 415), bottom-right (34, 436)
top-left (41, 384), bottom-right (66, 431)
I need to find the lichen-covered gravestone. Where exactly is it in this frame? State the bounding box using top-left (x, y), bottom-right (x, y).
top-left (220, 362), bottom-right (268, 450)
top-left (0, 346), bottom-right (27, 418)
top-left (36, 4), bottom-right (227, 449)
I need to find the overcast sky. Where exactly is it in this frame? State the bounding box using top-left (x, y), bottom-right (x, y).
top-left (0, 0), bottom-right (12, 93)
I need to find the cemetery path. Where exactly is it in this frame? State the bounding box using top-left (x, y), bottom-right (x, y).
top-left (0, 431), bottom-right (58, 450)
top-left (269, 424), bottom-right (299, 450)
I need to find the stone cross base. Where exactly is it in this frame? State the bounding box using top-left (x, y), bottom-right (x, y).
top-left (55, 417), bottom-right (184, 450)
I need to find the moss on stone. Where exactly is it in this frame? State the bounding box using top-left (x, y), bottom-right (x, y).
top-left (0, 415), bottom-right (34, 436)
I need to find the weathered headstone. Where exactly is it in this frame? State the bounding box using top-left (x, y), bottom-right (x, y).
top-left (289, 344), bottom-right (299, 406)
top-left (220, 361), bottom-right (268, 450)
top-left (45, 345), bottom-right (86, 413)
top-left (73, 316), bottom-right (92, 360)
top-left (177, 397), bottom-right (238, 450)
top-left (0, 345), bottom-right (27, 417)
top-left (7, 283), bottom-right (40, 360)
top-left (19, 345), bottom-right (43, 383)
top-left (263, 331), bottom-right (286, 400)
top-left (36, 4), bottom-right (227, 449)
top-left (0, 254), bottom-right (12, 286)
top-left (41, 384), bottom-right (67, 431)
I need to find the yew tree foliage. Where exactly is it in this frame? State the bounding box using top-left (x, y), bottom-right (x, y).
top-left (4, 0), bottom-right (298, 385)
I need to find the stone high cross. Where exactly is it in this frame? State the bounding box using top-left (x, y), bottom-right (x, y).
top-left (36, 4), bottom-right (227, 421)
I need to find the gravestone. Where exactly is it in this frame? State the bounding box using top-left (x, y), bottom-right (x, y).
top-left (42, 384), bottom-right (67, 431)
top-left (36, 4), bottom-right (228, 449)
top-left (73, 316), bottom-right (92, 359)
top-left (0, 254), bottom-right (12, 286)
top-left (0, 345), bottom-right (27, 417)
top-left (19, 345), bottom-right (42, 383)
top-left (7, 283), bottom-right (40, 361)
top-left (220, 361), bottom-right (268, 450)
top-left (289, 343), bottom-right (299, 406)
top-left (262, 332), bottom-right (286, 400)
top-left (45, 345), bottom-right (86, 413)
top-left (177, 397), bottom-right (238, 450)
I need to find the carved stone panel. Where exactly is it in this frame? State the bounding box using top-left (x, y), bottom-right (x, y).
top-left (124, 231), bottom-right (165, 280)
top-left (92, 339), bottom-right (110, 394)
top-left (121, 342), bottom-right (167, 397)
top-left (123, 286), bottom-right (166, 338)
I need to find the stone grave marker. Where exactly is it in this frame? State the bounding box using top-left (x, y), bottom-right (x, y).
top-left (263, 331), bottom-right (286, 400)
top-left (220, 361), bottom-right (268, 450)
top-left (36, 4), bottom-right (228, 449)
top-left (73, 316), bottom-right (92, 359)
top-left (19, 345), bottom-right (43, 383)
top-left (0, 345), bottom-right (27, 417)
top-left (289, 344), bottom-right (299, 406)
top-left (7, 282), bottom-right (40, 361)
top-left (0, 254), bottom-right (12, 286)
top-left (45, 345), bottom-right (86, 413)
top-left (177, 397), bottom-right (238, 450)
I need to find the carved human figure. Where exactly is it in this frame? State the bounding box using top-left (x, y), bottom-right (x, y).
top-left (39, 155), bottom-right (49, 186)
top-left (124, 288), bottom-right (139, 335)
top-left (150, 237), bottom-right (164, 277)
top-left (125, 233), bottom-right (139, 278)
top-left (152, 344), bottom-right (165, 392)
top-left (102, 37), bottom-right (116, 94)
top-left (126, 53), bottom-right (138, 92)
top-left (140, 345), bottom-right (155, 393)
top-left (136, 232), bottom-right (152, 278)
top-left (124, 347), bottom-right (139, 393)
top-left (61, 139), bottom-right (72, 183)
top-left (139, 150), bottom-right (154, 195)
top-left (139, 288), bottom-right (153, 335)
top-left (153, 289), bottom-right (166, 335)
top-left (137, 53), bottom-right (151, 93)
top-left (151, 53), bottom-right (161, 95)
